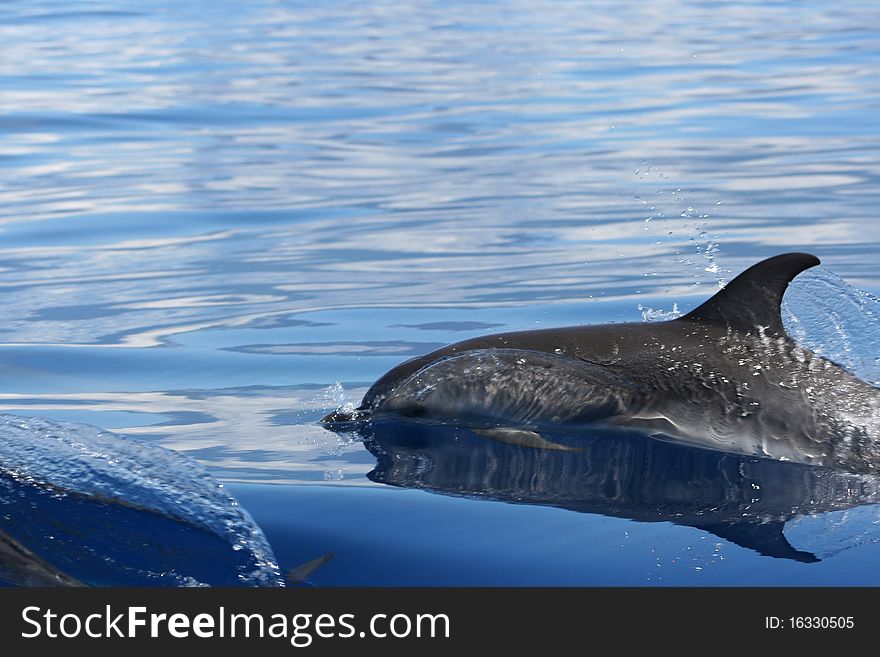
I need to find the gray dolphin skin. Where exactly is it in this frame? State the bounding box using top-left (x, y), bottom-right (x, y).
top-left (324, 253), bottom-right (880, 473)
top-left (0, 529), bottom-right (84, 587)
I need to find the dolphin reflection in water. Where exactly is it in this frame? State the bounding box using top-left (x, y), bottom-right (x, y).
top-left (360, 418), bottom-right (880, 563)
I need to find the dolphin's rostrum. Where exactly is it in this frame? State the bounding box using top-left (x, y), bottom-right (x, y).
top-left (324, 253), bottom-right (880, 474)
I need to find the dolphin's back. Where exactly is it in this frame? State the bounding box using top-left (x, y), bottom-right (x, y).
top-left (358, 322), bottom-right (653, 411)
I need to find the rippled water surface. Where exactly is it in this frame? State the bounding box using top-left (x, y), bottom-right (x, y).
top-left (1, 0), bottom-right (879, 585)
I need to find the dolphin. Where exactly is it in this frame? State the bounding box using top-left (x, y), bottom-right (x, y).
top-left (361, 418), bottom-right (880, 563)
top-left (0, 413), bottom-right (286, 587)
top-left (0, 466), bottom-right (278, 587)
top-left (0, 413), bottom-right (340, 587)
top-left (0, 528), bottom-right (84, 587)
top-left (323, 253), bottom-right (880, 473)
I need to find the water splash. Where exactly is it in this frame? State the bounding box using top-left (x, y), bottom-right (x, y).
top-left (785, 505), bottom-right (880, 560)
top-left (317, 382), bottom-right (355, 415)
top-left (638, 302), bottom-right (682, 322)
top-left (633, 166), bottom-right (726, 291)
top-left (783, 267), bottom-right (880, 386)
top-left (314, 383), bottom-right (360, 481)
top-left (701, 240), bottom-right (725, 288)
top-left (0, 414), bottom-right (283, 586)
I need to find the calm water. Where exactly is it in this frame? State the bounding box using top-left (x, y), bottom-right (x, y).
top-left (1, 0), bottom-right (879, 585)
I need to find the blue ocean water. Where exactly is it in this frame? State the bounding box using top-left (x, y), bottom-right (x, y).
top-left (0, 0), bottom-right (879, 585)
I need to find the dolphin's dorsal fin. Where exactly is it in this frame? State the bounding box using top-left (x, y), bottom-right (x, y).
top-left (695, 521), bottom-right (819, 563)
top-left (682, 252), bottom-right (820, 336)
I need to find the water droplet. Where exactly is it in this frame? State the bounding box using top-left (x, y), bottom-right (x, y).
top-left (324, 468), bottom-right (344, 481)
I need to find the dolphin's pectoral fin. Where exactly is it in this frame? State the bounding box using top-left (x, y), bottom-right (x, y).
top-left (474, 428), bottom-right (580, 452)
top-left (286, 553), bottom-right (335, 585)
top-left (682, 252), bottom-right (820, 336)
top-left (609, 415), bottom-right (681, 437)
top-left (694, 521), bottom-right (819, 563)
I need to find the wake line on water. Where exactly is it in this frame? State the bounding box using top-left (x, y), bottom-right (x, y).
top-left (783, 267), bottom-right (880, 387)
